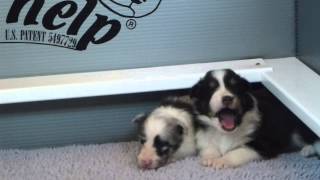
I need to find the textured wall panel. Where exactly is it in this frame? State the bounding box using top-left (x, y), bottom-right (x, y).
top-left (297, 0), bottom-right (320, 74)
top-left (0, 0), bottom-right (295, 78)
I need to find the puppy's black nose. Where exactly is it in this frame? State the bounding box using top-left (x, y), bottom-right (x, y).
top-left (222, 96), bottom-right (234, 106)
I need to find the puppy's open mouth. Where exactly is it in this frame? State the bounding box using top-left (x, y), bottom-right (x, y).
top-left (216, 109), bottom-right (238, 131)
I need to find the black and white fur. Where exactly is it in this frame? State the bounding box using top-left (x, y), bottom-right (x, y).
top-left (192, 69), bottom-right (320, 169)
top-left (133, 96), bottom-right (197, 169)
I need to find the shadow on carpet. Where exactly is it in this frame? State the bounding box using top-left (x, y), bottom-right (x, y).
top-left (0, 142), bottom-right (320, 180)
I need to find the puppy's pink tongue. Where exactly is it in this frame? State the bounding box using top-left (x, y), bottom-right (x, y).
top-left (220, 115), bottom-right (236, 130)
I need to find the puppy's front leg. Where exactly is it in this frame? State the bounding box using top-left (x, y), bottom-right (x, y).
top-left (197, 130), bottom-right (221, 167)
top-left (200, 146), bottom-right (221, 167)
top-left (211, 146), bottom-right (261, 169)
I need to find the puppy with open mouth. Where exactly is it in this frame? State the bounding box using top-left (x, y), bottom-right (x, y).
top-left (192, 69), bottom-right (320, 169)
top-left (133, 96), bottom-right (197, 169)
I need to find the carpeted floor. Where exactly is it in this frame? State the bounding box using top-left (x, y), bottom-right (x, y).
top-left (0, 142), bottom-right (320, 180)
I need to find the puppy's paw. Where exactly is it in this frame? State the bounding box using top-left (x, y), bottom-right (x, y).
top-left (300, 145), bottom-right (316, 157)
top-left (201, 157), bottom-right (236, 169)
top-left (210, 158), bottom-right (235, 169)
top-left (201, 157), bottom-right (216, 167)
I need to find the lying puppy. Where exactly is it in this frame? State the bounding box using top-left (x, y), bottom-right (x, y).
top-left (192, 69), bottom-right (320, 169)
top-left (133, 96), bottom-right (197, 169)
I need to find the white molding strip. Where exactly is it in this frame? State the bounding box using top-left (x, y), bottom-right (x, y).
top-left (263, 57), bottom-right (320, 137)
top-left (0, 58), bottom-right (270, 105)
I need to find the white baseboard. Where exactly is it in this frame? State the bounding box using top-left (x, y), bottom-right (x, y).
top-left (0, 58), bottom-right (270, 104)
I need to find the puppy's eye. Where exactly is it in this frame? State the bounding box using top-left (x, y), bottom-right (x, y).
top-left (161, 146), bottom-right (170, 154)
top-left (140, 138), bottom-right (146, 144)
top-left (230, 78), bottom-right (237, 85)
top-left (139, 135), bottom-right (146, 144)
top-left (209, 81), bottom-right (217, 88)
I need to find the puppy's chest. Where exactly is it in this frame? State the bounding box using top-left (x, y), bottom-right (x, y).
top-left (210, 131), bottom-right (250, 155)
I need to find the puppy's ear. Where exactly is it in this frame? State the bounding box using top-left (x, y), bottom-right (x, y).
top-left (239, 76), bottom-right (250, 92)
top-left (132, 113), bottom-right (148, 124)
top-left (191, 71), bottom-right (213, 99)
top-left (190, 71), bottom-right (216, 115)
top-left (226, 69), bottom-right (250, 93)
top-left (190, 78), bottom-right (205, 99)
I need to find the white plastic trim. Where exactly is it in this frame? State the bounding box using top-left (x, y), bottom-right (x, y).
top-left (0, 58), bottom-right (270, 104)
top-left (263, 57), bottom-right (320, 137)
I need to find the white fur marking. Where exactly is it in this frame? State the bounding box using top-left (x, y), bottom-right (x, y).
top-left (291, 132), bottom-right (306, 148)
top-left (300, 145), bottom-right (316, 157)
top-left (209, 71), bottom-right (234, 114)
top-left (314, 141), bottom-right (320, 156)
top-left (301, 141), bottom-right (320, 157)
top-left (211, 147), bottom-right (261, 169)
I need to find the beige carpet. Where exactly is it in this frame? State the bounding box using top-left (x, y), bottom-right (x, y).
top-left (0, 142), bottom-right (320, 180)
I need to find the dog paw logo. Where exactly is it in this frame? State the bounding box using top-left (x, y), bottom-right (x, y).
top-left (99, 0), bottom-right (162, 18)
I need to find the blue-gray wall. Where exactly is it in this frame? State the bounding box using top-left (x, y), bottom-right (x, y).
top-left (0, 0), bottom-right (295, 78)
top-left (0, 90), bottom-right (188, 149)
top-left (0, 0), bottom-right (296, 149)
top-left (297, 0), bottom-right (320, 74)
